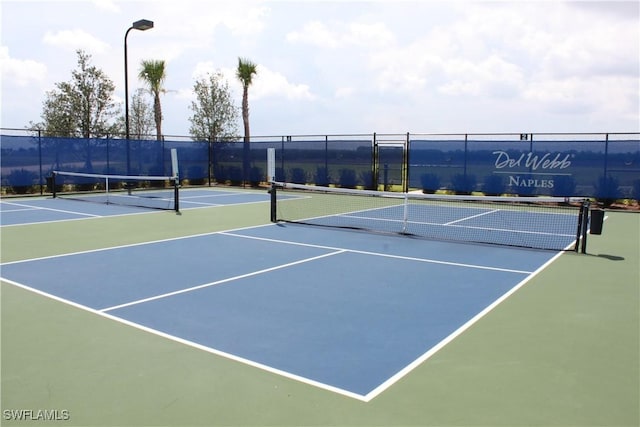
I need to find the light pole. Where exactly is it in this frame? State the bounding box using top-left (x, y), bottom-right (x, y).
top-left (124, 19), bottom-right (153, 176)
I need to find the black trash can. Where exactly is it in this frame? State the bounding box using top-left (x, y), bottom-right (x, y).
top-left (590, 209), bottom-right (605, 235)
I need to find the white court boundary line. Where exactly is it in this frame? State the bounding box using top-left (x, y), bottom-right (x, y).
top-left (444, 208), bottom-right (500, 225)
top-left (1, 201), bottom-right (51, 213)
top-left (1, 222), bottom-right (568, 402)
top-left (363, 249), bottom-right (566, 401)
top-left (0, 223), bottom-right (275, 266)
top-left (181, 191), bottom-right (260, 200)
top-left (1, 275), bottom-right (367, 402)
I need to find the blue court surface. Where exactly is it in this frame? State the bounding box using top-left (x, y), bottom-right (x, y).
top-left (0, 215), bottom-right (562, 401)
top-left (0, 188), bottom-right (272, 226)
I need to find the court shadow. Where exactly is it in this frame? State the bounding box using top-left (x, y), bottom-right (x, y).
top-left (587, 253), bottom-right (625, 261)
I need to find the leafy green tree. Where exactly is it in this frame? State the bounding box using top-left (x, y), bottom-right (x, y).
top-left (35, 49), bottom-right (120, 138)
top-left (138, 59), bottom-right (166, 141)
top-left (129, 88), bottom-right (155, 139)
top-left (188, 71), bottom-right (239, 142)
top-left (236, 58), bottom-right (258, 143)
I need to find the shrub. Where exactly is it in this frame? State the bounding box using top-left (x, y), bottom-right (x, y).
top-left (7, 169), bottom-right (37, 194)
top-left (289, 168), bottom-right (307, 184)
top-left (451, 174), bottom-right (476, 195)
top-left (360, 170), bottom-right (375, 190)
top-left (420, 173), bottom-right (440, 194)
top-left (315, 167), bottom-right (329, 187)
top-left (73, 178), bottom-right (95, 192)
top-left (228, 166), bottom-right (243, 185)
top-left (339, 169), bottom-right (358, 189)
top-left (482, 175), bottom-right (505, 196)
top-left (552, 175), bottom-right (576, 197)
top-left (249, 166), bottom-right (264, 187)
top-left (595, 175), bottom-right (620, 206)
top-left (212, 165), bottom-right (226, 184)
top-left (632, 179), bottom-right (640, 202)
top-left (187, 165), bottom-right (206, 185)
top-left (144, 166), bottom-right (164, 188)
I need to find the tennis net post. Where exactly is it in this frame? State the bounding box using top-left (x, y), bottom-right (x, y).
top-left (577, 200), bottom-right (592, 254)
top-left (51, 171), bottom-right (58, 198)
top-left (270, 182), bottom-right (277, 222)
top-left (267, 147), bottom-right (277, 222)
top-left (173, 175), bottom-right (180, 212)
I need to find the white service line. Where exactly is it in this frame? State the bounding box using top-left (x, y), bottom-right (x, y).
top-left (1, 201), bottom-right (101, 217)
top-left (99, 250), bottom-right (346, 312)
top-left (221, 231), bottom-right (533, 274)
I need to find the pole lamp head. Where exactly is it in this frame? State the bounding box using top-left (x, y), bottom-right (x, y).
top-left (132, 19), bottom-right (154, 31)
top-left (124, 18), bottom-right (154, 168)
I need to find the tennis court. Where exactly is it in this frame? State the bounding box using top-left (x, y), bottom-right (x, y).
top-left (1, 186), bottom-right (638, 426)
top-left (0, 187), bottom-right (274, 226)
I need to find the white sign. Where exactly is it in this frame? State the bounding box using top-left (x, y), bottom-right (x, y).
top-left (492, 150), bottom-right (573, 190)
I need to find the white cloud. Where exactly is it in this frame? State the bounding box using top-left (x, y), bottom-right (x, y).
top-left (91, 0), bottom-right (120, 13)
top-left (125, 1), bottom-right (272, 80)
top-left (346, 21), bottom-right (395, 47)
top-left (365, 0), bottom-right (639, 119)
top-left (172, 62), bottom-right (235, 102)
top-left (524, 75), bottom-right (639, 121)
top-left (185, 61), bottom-right (314, 103)
top-left (0, 46), bottom-right (47, 87)
top-left (287, 20), bottom-right (394, 49)
top-left (539, 19), bottom-right (639, 80)
top-left (368, 38), bottom-right (441, 93)
top-left (252, 65), bottom-right (315, 101)
top-left (224, 4), bottom-right (270, 36)
top-left (43, 29), bottom-right (110, 53)
top-left (188, 63), bottom-right (237, 88)
top-left (287, 21), bottom-right (338, 48)
top-left (191, 61), bottom-right (219, 80)
top-left (152, 1), bottom-right (269, 45)
top-left (438, 55), bottom-right (525, 98)
top-left (335, 87), bottom-right (355, 99)
top-left (373, 62), bottom-right (429, 93)
top-left (523, 77), bottom-right (590, 113)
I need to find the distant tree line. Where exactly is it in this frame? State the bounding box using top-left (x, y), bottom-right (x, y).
top-left (29, 49), bottom-right (257, 143)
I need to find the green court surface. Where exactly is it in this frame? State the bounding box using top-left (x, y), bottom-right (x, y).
top-left (1, 198), bottom-right (638, 426)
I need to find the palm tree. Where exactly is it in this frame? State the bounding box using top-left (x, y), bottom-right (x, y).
top-left (236, 58), bottom-right (258, 143)
top-left (138, 59), bottom-right (166, 141)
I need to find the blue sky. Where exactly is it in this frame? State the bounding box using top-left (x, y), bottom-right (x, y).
top-left (2, 0), bottom-right (639, 137)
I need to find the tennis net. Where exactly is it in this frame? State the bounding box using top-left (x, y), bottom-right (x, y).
top-left (51, 171), bottom-right (180, 212)
top-left (271, 182), bottom-right (586, 251)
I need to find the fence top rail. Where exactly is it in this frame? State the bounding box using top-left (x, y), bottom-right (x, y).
top-left (410, 132), bottom-right (640, 137)
top-left (2, 128), bottom-right (638, 141)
